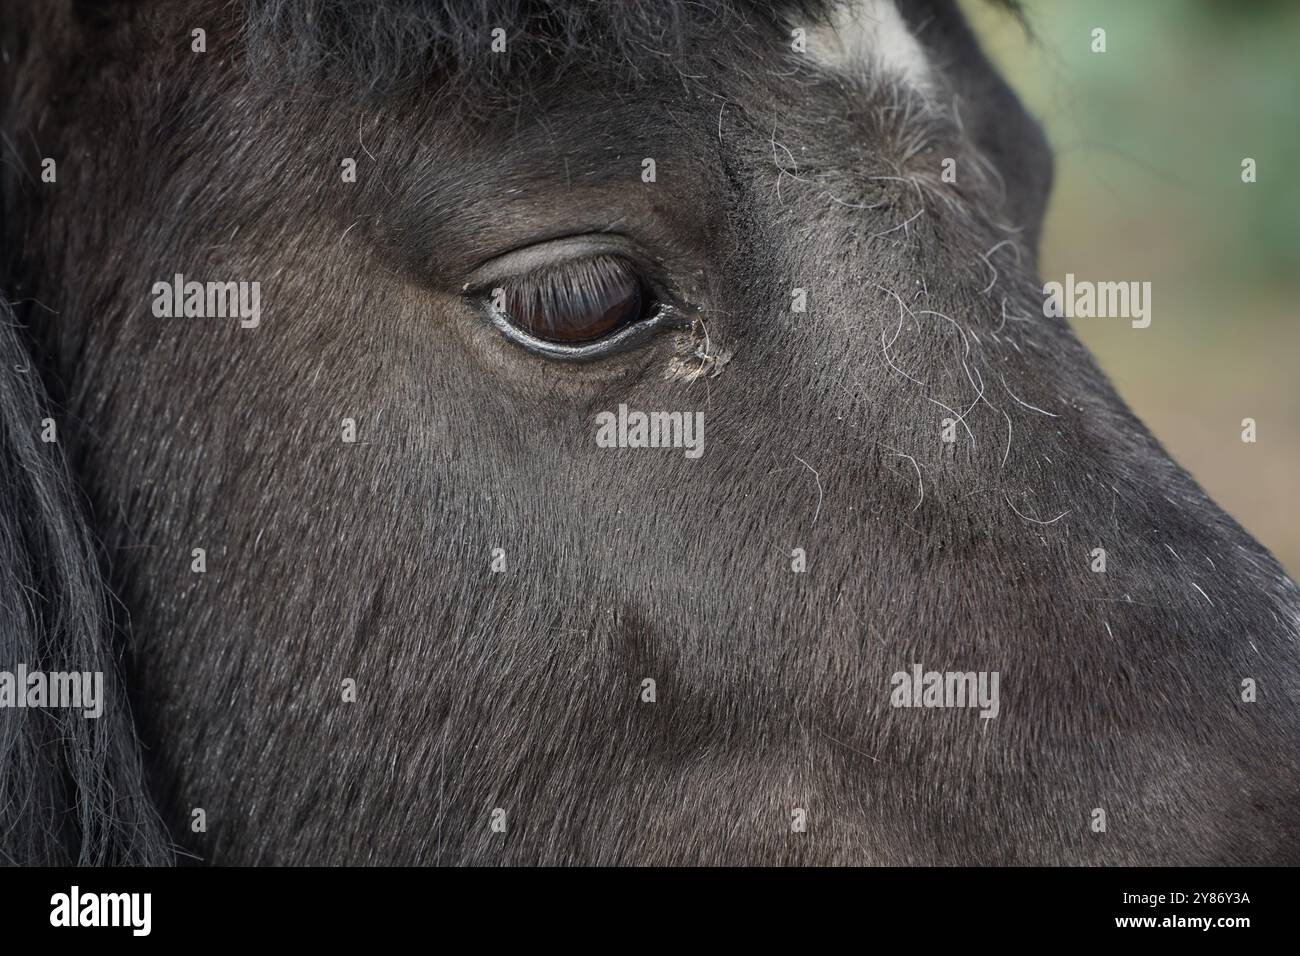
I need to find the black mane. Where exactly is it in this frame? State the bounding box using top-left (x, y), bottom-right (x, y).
top-left (0, 301), bottom-right (171, 865)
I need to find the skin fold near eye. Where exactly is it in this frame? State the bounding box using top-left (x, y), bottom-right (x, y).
top-left (493, 254), bottom-right (648, 344)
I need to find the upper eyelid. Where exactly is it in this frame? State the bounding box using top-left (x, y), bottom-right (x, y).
top-left (462, 233), bottom-right (655, 293)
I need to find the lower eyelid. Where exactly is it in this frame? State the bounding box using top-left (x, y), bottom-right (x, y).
top-left (484, 297), bottom-right (689, 361)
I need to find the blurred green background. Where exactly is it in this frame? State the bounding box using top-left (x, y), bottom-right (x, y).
top-left (965, 0), bottom-right (1300, 575)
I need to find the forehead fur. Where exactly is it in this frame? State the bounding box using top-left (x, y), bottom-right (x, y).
top-left (243, 0), bottom-right (1023, 97)
top-left (243, 0), bottom-right (836, 96)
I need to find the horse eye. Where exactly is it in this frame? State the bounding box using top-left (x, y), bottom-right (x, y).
top-left (494, 255), bottom-right (649, 344)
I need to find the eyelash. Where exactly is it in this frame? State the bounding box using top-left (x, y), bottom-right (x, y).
top-left (501, 254), bottom-right (650, 340)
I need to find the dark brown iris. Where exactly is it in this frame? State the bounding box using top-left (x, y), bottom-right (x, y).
top-left (501, 255), bottom-right (645, 344)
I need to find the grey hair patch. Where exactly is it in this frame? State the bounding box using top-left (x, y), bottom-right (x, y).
top-left (664, 319), bottom-right (733, 382)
